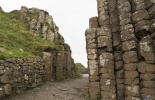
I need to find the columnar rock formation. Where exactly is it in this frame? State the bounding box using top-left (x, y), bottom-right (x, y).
top-left (18, 6), bottom-right (75, 81)
top-left (20, 6), bottom-right (63, 41)
top-left (0, 7), bottom-right (77, 98)
top-left (85, 0), bottom-right (155, 100)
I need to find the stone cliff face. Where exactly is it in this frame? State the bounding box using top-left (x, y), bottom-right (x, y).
top-left (86, 0), bottom-right (155, 100)
top-left (0, 6), bottom-right (76, 98)
top-left (20, 6), bottom-right (63, 41)
top-left (17, 6), bottom-right (75, 81)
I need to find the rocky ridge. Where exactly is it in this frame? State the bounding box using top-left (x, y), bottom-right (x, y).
top-left (19, 6), bottom-right (63, 42)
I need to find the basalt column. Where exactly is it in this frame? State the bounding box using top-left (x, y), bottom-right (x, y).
top-left (118, 0), bottom-right (140, 99)
top-left (133, 0), bottom-right (155, 99)
top-left (85, 28), bottom-right (100, 100)
top-left (85, 0), bottom-right (155, 100)
top-left (109, 0), bottom-right (125, 100)
top-left (97, 0), bottom-right (116, 99)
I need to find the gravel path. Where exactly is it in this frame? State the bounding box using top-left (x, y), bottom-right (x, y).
top-left (4, 77), bottom-right (89, 100)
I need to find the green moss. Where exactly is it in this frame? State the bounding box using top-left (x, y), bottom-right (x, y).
top-left (69, 64), bottom-right (82, 78)
top-left (84, 94), bottom-right (91, 100)
top-left (10, 10), bottom-right (20, 19)
top-left (97, 92), bottom-right (102, 100)
top-left (0, 11), bottom-right (64, 58)
top-left (69, 73), bottom-right (82, 78)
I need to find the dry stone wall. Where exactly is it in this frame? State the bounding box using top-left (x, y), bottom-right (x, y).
top-left (0, 58), bottom-right (44, 98)
top-left (85, 0), bottom-right (155, 100)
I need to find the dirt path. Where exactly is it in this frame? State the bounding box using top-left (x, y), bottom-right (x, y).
top-left (5, 77), bottom-right (89, 100)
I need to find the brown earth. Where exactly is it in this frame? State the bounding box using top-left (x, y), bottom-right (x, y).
top-left (4, 77), bottom-right (89, 100)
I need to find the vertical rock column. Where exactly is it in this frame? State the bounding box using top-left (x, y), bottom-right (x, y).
top-left (85, 28), bottom-right (100, 100)
top-left (138, 36), bottom-right (155, 100)
top-left (97, 0), bottom-right (116, 99)
top-left (56, 51), bottom-right (64, 81)
top-left (86, 0), bottom-right (155, 99)
top-left (149, 1), bottom-right (155, 100)
top-left (118, 0), bottom-right (140, 99)
top-left (65, 52), bottom-right (72, 78)
top-left (109, 0), bottom-right (125, 99)
top-left (132, 0), bottom-right (155, 99)
top-left (43, 52), bottom-right (53, 81)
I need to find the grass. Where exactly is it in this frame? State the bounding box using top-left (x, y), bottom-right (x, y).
top-left (0, 10), bottom-right (64, 58)
top-left (69, 64), bottom-right (83, 78)
top-left (75, 63), bottom-right (88, 74)
top-left (69, 73), bottom-right (82, 78)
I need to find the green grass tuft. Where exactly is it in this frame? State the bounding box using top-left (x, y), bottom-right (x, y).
top-left (0, 11), bottom-right (63, 58)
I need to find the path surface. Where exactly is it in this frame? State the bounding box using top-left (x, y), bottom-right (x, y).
top-left (5, 77), bottom-right (89, 100)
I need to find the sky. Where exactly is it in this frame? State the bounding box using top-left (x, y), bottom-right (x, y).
top-left (0, 0), bottom-right (97, 67)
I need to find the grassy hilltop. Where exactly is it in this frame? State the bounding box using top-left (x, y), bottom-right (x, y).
top-left (0, 10), bottom-right (64, 58)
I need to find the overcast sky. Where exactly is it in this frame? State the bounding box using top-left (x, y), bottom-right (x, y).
top-left (0, 0), bottom-right (97, 67)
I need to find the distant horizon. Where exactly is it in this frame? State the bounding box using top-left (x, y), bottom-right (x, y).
top-left (0, 0), bottom-right (97, 67)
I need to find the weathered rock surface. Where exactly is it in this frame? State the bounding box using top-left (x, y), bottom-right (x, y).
top-left (18, 6), bottom-right (75, 82)
top-left (0, 6), bottom-right (76, 99)
top-left (0, 58), bottom-right (44, 98)
top-left (85, 0), bottom-right (155, 100)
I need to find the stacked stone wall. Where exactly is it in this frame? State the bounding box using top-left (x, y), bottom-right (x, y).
top-left (86, 0), bottom-right (155, 100)
top-left (0, 54), bottom-right (74, 98)
top-left (0, 58), bottom-right (45, 98)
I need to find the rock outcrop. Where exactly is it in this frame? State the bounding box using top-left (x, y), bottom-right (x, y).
top-left (85, 0), bottom-right (155, 100)
top-left (19, 6), bottom-right (63, 41)
top-left (16, 6), bottom-right (75, 81)
top-left (0, 6), bottom-right (77, 98)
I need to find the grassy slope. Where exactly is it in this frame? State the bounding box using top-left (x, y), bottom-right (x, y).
top-left (0, 10), bottom-right (62, 58)
top-left (75, 63), bottom-right (88, 73)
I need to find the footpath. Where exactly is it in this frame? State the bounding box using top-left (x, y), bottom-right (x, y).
top-left (5, 76), bottom-right (89, 100)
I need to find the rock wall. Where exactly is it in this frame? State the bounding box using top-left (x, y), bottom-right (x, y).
top-left (43, 50), bottom-right (73, 81)
top-left (0, 6), bottom-right (76, 98)
top-left (85, 0), bottom-right (155, 100)
top-left (18, 6), bottom-right (75, 81)
top-left (20, 6), bottom-right (62, 41)
top-left (0, 58), bottom-right (44, 98)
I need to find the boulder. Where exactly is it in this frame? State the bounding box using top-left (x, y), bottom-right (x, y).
top-left (1, 75), bottom-right (9, 83)
top-left (3, 84), bottom-right (12, 95)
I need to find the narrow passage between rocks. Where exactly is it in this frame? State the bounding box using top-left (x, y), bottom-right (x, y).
top-left (4, 77), bottom-right (88, 100)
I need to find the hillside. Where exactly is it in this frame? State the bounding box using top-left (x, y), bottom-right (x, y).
top-left (75, 63), bottom-right (88, 74)
top-left (0, 7), bottom-right (69, 58)
top-left (0, 6), bottom-right (80, 82)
